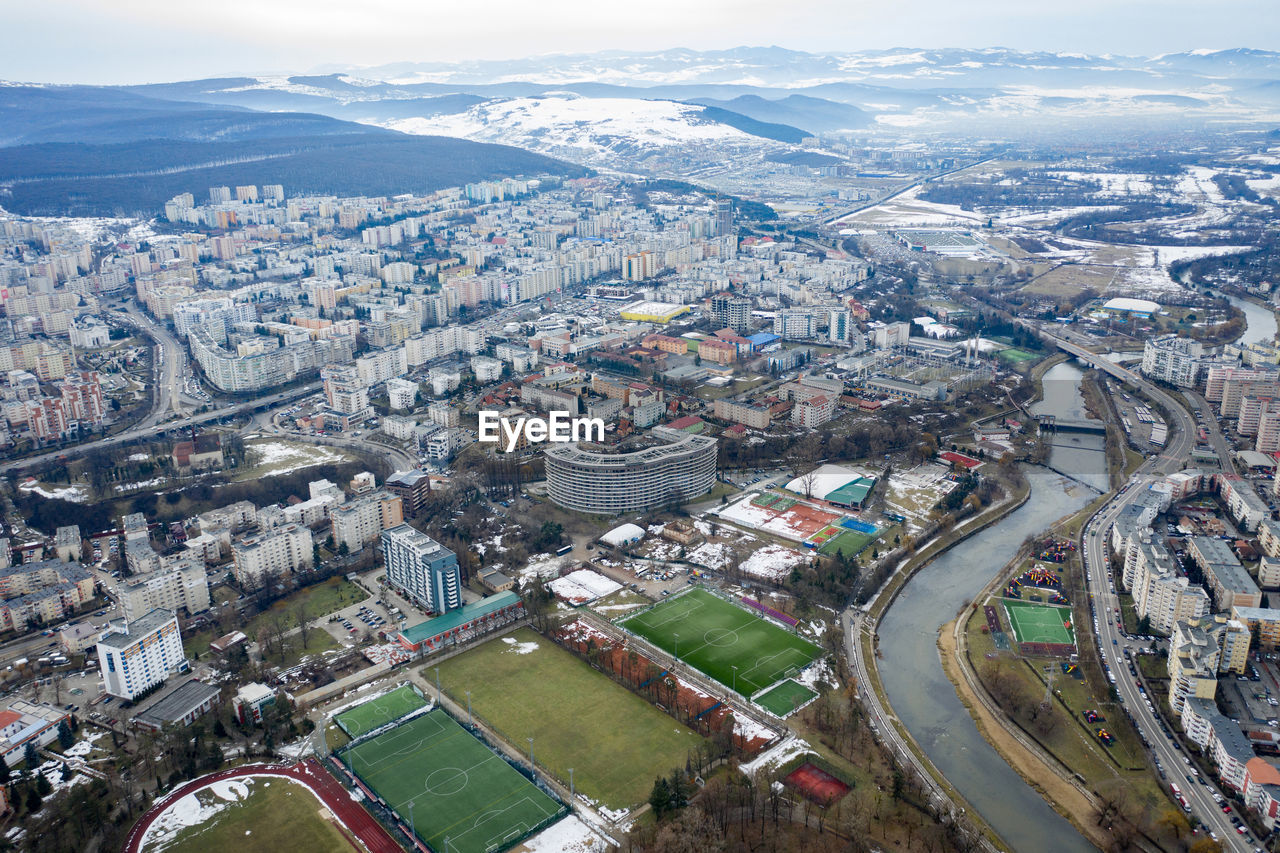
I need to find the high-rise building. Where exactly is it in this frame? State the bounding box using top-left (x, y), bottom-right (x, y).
top-left (96, 609), bottom-right (186, 700)
top-left (117, 554), bottom-right (211, 621)
top-left (710, 292), bottom-right (751, 335)
top-left (381, 525), bottom-right (462, 614)
top-left (715, 199), bottom-right (734, 236)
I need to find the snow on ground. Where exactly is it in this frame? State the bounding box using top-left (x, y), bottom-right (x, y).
top-left (115, 477), bottom-right (166, 493)
top-left (734, 715), bottom-right (779, 744)
top-left (500, 636), bottom-right (539, 655)
top-left (19, 480), bottom-right (89, 503)
top-left (548, 567), bottom-right (623, 607)
top-left (517, 553), bottom-right (574, 584)
top-left (797, 658), bottom-right (836, 691)
top-left (740, 545), bottom-right (808, 581)
top-left (62, 731), bottom-right (106, 760)
top-left (141, 776), bottom-right (257, 851)
top-left (245, 441), bottom-right (347, 478)
top-left (517, 815), bottom-right (608, 852)
top-left (127, 452), bottom-right (151, 462)
top-left (687, 541), bottom-right (733, 570)
top-left (740, 734), bottom-right (811, 777)
top-left (385, 94), bottom-right (760, 160)
top-left (716, 493), bottom-right (772, 527)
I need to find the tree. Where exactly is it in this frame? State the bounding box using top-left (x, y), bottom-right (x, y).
top-left (649, 776), bottom-right (673, 816)
top-left (26, 785), bottom-right (42, 813)
top-left (294, 599), bottom-right (312, 650)
top-left (57, 719), bottom-right (74, 750)
top-left (23, 741), bottom-right (39, 773)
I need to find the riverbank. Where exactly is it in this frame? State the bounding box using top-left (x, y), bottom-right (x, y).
top-left (937, 623), bottom-right (1114, 852)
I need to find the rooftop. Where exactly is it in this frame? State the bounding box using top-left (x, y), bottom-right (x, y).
top-left (398, 591), bottom-right (521, 645)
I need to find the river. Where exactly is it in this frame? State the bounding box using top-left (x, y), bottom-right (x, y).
top-left (878, 362), bottom-right (1104, 851)
top-left (1228, 293), bottom-right (1279, 347)
top-left (1032, 362), bottom-right (1110, 493)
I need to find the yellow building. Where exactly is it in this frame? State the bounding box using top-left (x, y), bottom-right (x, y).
top-left (619, 301), bottom-right (690, 324)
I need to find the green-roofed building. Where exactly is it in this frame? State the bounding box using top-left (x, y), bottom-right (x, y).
top-left (825, 476), bottom-right (876, 508)
top-left (396, 591), bottom-right (525, 654)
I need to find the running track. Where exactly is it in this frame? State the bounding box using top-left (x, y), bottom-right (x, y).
top-left (122, 759), bottom-right (402, 853)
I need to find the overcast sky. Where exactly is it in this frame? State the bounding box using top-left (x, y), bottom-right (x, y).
top-left (5, 0), bottom-right (1278, 84)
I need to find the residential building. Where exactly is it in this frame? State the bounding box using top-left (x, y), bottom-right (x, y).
top-left (382, 525), bottom-right (462, 615)
top-left (545, 426), bottom-right (717, 515)
top-left (385, 469), bottom-right (432, 518)
top-left (1188, 536), bottom-right (1262, 609)
top-left (1140, 335), bottom-right (1204, 387)
top-left (117, 554), bottom-right (211, 621)
top-left (230, 524), bottom-right (313, 587)
top-left (96, 609), bottom-right (186, 700)
top-left (330, 491), bottom-right (403, 553)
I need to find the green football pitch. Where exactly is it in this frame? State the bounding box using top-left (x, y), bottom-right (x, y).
top-left (754, 679), bottom-right (818, 717)
top-left (341, 710), bottom-right (563, 853)
top-left (1003, 599), bottom-right (1076, 645)
top-left (620, 588), bottom-right (821, 696)
top-left (334, 684), bottom-right (428, 738)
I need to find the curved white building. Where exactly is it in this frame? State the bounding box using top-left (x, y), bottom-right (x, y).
top-left (545, 426), bottom-right (717, 515)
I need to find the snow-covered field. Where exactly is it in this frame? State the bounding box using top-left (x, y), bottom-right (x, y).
top-left (19, 480), bottom-right (90, 503)
top-left (141, 777), bottom-right (257, 851)
top-left (244, 441), bottom-right (348, 478)
top-left (740, 545), bottom-right (809, 581)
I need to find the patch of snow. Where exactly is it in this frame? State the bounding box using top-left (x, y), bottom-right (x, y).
top-left (740, 734), bottom-right (811, 777)
top-left (740, 545), bottom-right (808, 581)
top-left (519, 815), bottom-right (609, 852)
top-left (501, 636), bottom-right (539, 655)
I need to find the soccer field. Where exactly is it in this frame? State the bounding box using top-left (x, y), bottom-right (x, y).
top-left (754, 679), bottom-right (818, 717)
top-left (341, 710), bottom-right (563, 853)
top-left (435, 628), bottom-right (705, 809)
top-left (335, 684), bottom-right (428, 738)
top-left (1003, 599), bottom-right (1075, 645)
top-left (620, 589), bottom-right (821, 696)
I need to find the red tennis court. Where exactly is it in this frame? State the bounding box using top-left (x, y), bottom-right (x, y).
top-left (784, 761), bottom-right (851, 806)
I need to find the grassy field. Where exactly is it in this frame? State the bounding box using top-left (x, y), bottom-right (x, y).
top-left (755, 679), bottom-right (818, 717)
top-left (620, 588), bottom-right (821, 695)
top-left (186, 577), bottom-right (364, 659)
top-left (997, 348), bottom-right (1039, 364)
top-left (1002, 598), bottom-right (1076, 646)
top-left (434, 628), bottom-right (706, 809)
top-left (144, 777), bottom-right (352, 853)
top-left (341, 710), bottom-right (562, 853)
top-left (335, 684), bottom-right (428, 738)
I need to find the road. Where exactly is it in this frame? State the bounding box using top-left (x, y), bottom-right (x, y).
top-left (1186, 388), bottom-right (1238, 476)
top-left (1082, 487), bottom-right (1258, 850)
top-left (0, 381), bottom-right (322, 475)
top-left (814, 155), bottom-right (1001, 228)
top-left (843, 609), bottom-right (994, 851)
top-left (1021, 323), bottom-right (1196, 477)
top-left (117, 302), bottom-right (187, 428)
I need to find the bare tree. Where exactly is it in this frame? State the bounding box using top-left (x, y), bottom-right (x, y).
top-left (293, 600), bottom-right (312, 650)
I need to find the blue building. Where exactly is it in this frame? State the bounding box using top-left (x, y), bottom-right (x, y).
top-left (381, 524), bottom-right (462, 615)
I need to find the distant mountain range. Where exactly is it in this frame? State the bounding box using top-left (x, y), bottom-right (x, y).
top-left (3, 46), bottom-right (1278, 215)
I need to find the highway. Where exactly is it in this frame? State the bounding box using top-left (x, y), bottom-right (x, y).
top-left (0, 381), bottom-right (322, 475)
top-left (1021, 323), bottom-right (1196, 477)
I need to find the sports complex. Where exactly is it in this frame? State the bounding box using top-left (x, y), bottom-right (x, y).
top-left (336, 707), bottom-right (564, 853)
top-left (619, 588), bottom-right (822, 700)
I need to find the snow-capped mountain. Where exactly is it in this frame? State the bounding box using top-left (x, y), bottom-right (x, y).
top-left (380, 94), bottom-right (791, 171)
